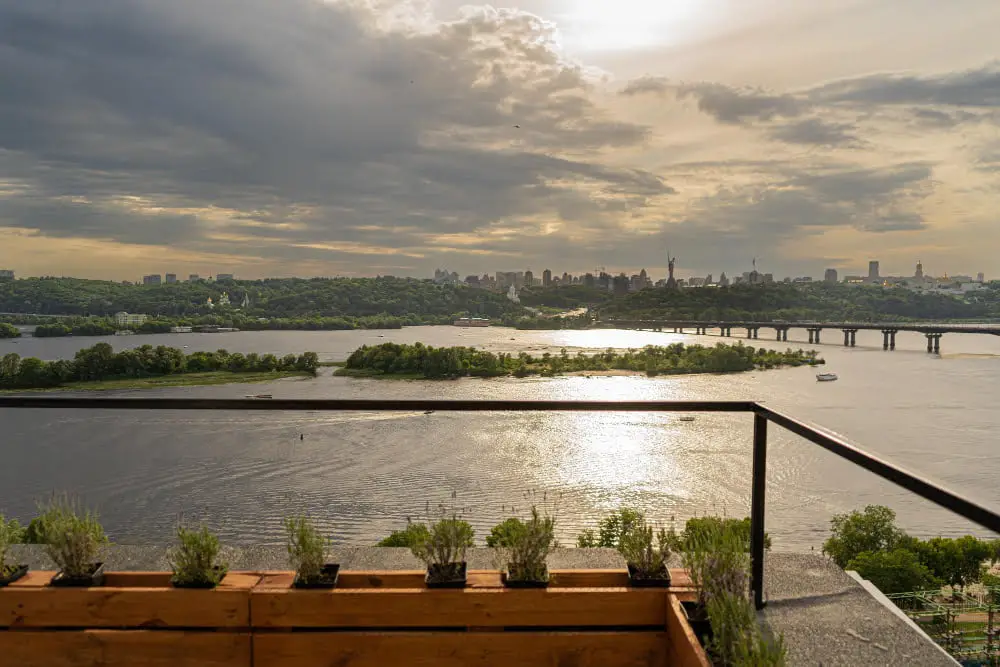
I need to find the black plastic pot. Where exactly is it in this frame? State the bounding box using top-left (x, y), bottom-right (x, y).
top-left (681, 600), bottom-right (713, 648)
top-left (0, 564), bottom-right (29, 587)
top-left (425, 562), bottom-right (467, 589)
top-left (50, 562), bottom-right (105, 587)
top-left (293, 563), bottom-right (340, 589)
top-left (627, 563), bottom-right (671, 588)
top-left (172, 565), bottom-right (228, 589)
top-left (501, 568), bottom-right (549, 588)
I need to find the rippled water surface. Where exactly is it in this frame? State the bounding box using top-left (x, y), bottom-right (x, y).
top-left (2, 326), bottom-right (998, 550)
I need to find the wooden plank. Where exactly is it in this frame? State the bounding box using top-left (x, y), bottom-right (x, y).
top-left (251, 587), bottom-right (668, 628)
top-left (0, 630), bottom-right (251, 667)
top-left (666, 595), bottom-right (711, 667)
top-left (0, 573), bottom-right (259, 628)
top-left (253, 631), bottom-right (667, 667)
top-left (550, 569), bottom-right (629, 587)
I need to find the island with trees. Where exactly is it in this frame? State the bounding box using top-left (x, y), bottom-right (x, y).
top-left (0, 343), bottom-right (320, 391)
top-left (335, 342), bottom-right (822, 379)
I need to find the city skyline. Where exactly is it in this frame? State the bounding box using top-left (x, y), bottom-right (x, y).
top-left (0, 1), bottom-right (998, 279)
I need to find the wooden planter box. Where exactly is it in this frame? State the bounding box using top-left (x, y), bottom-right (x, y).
top-left (0, 571), bottom-right (258, 667)
top-left (0, 568), bottom-right (710, 667)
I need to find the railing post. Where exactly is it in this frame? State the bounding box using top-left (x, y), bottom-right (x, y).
top-left (750, 413), bottom-right (768, 610)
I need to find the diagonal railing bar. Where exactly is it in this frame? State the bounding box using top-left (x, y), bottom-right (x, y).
top-left (2, 396), bottom-right (999, 611)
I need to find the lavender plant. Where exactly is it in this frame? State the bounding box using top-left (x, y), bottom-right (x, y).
top-left (171, 524), bottom-right (227, 587)
top-left (410, 493), bottom-right (475, 582)
top-left (619, 521), bottom-right (676, 579)
top-left (0, 514), bottom-right (24, 576)
top-left (285, 516), bottom-right (328, 584)
top-left (497, 506), bottom-right (557, 583)
top-left (681, 517), bottom-right (750, 609)
top-left (37, 495), bottom-right (106, 579)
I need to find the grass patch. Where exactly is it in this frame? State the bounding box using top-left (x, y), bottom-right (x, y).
top-left (318, 360), bottom-right (346, 367)
top-left (2, 371), bottom-right (312, 393)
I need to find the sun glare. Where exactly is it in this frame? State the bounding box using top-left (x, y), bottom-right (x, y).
top-left (559, 0), bottom-right (709, 52)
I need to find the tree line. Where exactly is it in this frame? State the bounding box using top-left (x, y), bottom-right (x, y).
top-left (0, 276), bottom-right (525, 320)
top-left (339, 342), bottom-right (821, 379)
top-left (0, 343), bottom-right (320, 389)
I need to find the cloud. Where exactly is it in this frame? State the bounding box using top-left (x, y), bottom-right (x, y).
top-left (620, 76), bottom-right (671, 96)
top-left (808, 62), bottom-right (1000, 108)
top-left (675, 83), bottom-right (805, 125)
top-left (0, 0), bottom-right (664, 269)
top-left (767, 118), bottom-right (863, 148)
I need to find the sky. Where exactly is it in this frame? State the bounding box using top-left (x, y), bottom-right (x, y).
top-left (0, 0), bottom-right (998, 282)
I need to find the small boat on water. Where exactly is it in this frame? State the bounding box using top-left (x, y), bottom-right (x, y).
top-left (679, 415), bottom-right (696, 422)
top-left (246, 394), bottom-right (273, 399)
top-left (816, 373), bottom-right (838, 382)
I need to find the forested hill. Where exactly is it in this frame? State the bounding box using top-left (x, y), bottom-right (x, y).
top-left (0, 277), bottom-right (526, 319)
top-left (597, 283), bottom-right (999, 322)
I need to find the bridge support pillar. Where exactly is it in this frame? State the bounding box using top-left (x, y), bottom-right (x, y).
top-left (752, 328), bottom-right (759, 339)
top-left (882, 329), bottom-right (897, 350)
top-left (882, 330), bottom-right (889, 350)
top-left (843, 330), bottom-right (850, 347)
top-left (890, 330), bottom-right (897, 350)
top-left (807, 329), bottom-right (814, 344)
top-left (850, 330), bottom-right (856, 347)
top-left (776, 328), bottom-right (783, 341)
top-left (783, 329), bottom-right (789, 342)
top-left (926, 333), bottom-right (942, 354)
top-left (746, 328), bottom-right (753, 339)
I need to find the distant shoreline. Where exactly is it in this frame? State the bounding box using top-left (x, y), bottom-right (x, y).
top-left (0, 370), bottom-right (312, 393)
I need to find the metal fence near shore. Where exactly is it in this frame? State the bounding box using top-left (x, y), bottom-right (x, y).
top-left (2, 396), bottom-right (1000, 610)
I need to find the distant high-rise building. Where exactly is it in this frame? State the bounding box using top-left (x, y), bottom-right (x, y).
top-left (868, 261), bottom-right (880, 281)
top-left (705, 274), bottom-right (713, 285)
top-left (165, 273), bottom-right (177, 284)
top-left (143, 274), bottom-right (161, 286)
top-left (465, 275), bottom-right (481, 288)
top-left (978, 272), bottom-right (986, 283)
top-left (612, 274), bottom-right (630, 297)
top-left (583, 273), bottom-right (595, 288)
top-left (524, 270), bottom-right (534, 287)
top-left (217, 273), bottom-right (235, 281)
top-left (719, 272), bottom-right (729, 287)
top-left (824, 268), bottom-right (838, 283)
top-left (188, 274), bottom-right (201, 282)
top-left (915, 261), bottom-right (924, 280)
top-left (561, 272), bottom-right (571, 284)
top-left (0, 269), bottom-right (13, 280)
top-left (542, 269), bottom-right (552, 287)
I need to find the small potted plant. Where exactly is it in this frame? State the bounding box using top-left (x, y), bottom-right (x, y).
top-left (496, 506), bottom-right (557, 588)
top-left (410, 497), bottom-right (474, 588)
top-left (38, 495), bottom-right (107, 587)
top-left (170, 524), bottom-right (227, 588)
top-left (619, 521), bottom-right (674, 587)
top-left (0, 514), bottom-right (28, 586)
top-left (286, 515), bottom-right (339, 588)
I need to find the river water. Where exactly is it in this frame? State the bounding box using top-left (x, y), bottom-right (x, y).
top-left (1, 326), bottom-right (998, 550)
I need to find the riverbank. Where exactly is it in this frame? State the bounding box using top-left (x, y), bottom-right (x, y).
top-left (0, 370), bottom-right (314, 393)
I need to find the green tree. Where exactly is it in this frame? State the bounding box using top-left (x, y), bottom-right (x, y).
top-left (914, 536), bottom-right (994, 591)
top-left (823, 505), bottom-right (908, 568)
top-left (486, 518), bottom-right (525, 548)
top-left (0, 322), bottom-right (20, 338)
top-left (848, 549), bottom-right (940, 594)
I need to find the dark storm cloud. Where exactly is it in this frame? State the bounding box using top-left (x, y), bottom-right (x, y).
top-left (0, 0), bottom-right (662, 262)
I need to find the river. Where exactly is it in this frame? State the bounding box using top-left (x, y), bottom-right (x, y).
top-left (1, 325), bottom-right (997, 550)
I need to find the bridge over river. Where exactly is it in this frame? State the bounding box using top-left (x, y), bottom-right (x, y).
top-left (604, 320), bottom-right (1000, 353)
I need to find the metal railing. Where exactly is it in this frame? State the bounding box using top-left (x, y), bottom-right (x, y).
top-left (3, 396), bottom-right (999, 610)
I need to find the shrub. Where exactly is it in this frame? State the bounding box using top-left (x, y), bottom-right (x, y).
top-left (0, 514), bottom-right (24, 574)
top-left (37, 495), bottom-right (106, 578)
top-left (378, 522), bottom-right (431, 547)
top-left (486, 518), bottom-right (525, 548)
top-left (170, 524), bottom-right (226, 587)
top-left (576, 508), bottom-right (644, 548)
top-left (285, 516), bottom-right (327, 584)
top-left (619, 521), bottom-right (675, 578)
top-left (683, 516), bottom-right (770, 551)
top-left (497, 507), bottom-right (556, 583)
top-left (847, 549), bottom-right (940, 594)
top-left (410, 516), bottom-right (474, 572)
